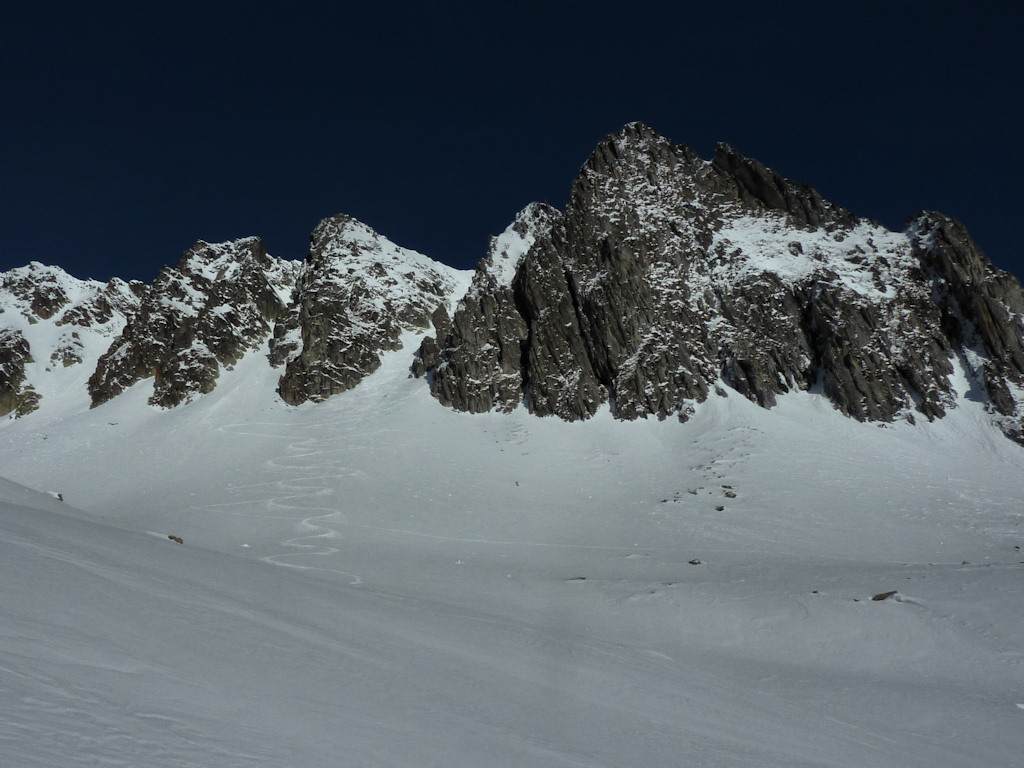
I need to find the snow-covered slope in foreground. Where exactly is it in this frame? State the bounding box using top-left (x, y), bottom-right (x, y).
top-left (1, 335), bottom-right (1023, 767)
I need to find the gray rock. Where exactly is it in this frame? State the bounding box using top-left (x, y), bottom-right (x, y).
top-left (421, 122), bottom-right (1023, 440)
top-left (0, 328), bottom-right (39, 417)
top-left (910, 212), bottom-right (1024, 440)
top-left (89, 237), bottom-right (296, 408)
top-left (0, 263), bottom-right (144, 414)
top-left (273, 214), bottom-right (464, 405)
top-left (422, 203), bottom-right (558, 413)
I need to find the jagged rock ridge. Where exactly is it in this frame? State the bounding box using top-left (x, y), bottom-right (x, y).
top-left (88, 237), bottom-right (298, 408)
top-left (420, 203), bottom-right (560, 413)
top-left (0, 262), bottom-right (144, 417)
top-left (416, 122), bottom-right (1024, 442)
top-left (2, 218), bottom-right (468, 416)
top-left (270, 214), bottom-right (468, 405)
top-left (2, 123), bottom-right (1023, 443)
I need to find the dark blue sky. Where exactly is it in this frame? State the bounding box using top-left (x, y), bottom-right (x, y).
top-left (2, 2), bottom-right (1021, 282)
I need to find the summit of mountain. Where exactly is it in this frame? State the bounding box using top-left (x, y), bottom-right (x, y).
top-left (3, 123), bottom-right (1023, 442)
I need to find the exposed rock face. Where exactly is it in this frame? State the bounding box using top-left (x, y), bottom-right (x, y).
top-left (0, 328), bottom-right (38, 417)
top-left (271, 214), bottom-right (466, 405)
top-left (910, 212), bottom-right (1024, 438)
top-left (89, 238), bottom-right (297, 408)
top-left (4, 123), bottom-right (1024, 443)
top-left (0, 262), bottom-right (144, 415)
top-left (418, 122), bottom-right (1024, 441)
top-left (426, 203), bottom-right (558, 413)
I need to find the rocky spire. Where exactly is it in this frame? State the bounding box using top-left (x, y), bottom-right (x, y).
top-left (271, 214), bottom-right (468, 405)
top-left (88, 237), bottom-right (296, 408)
top-left (417, 122), bottom-right (1024, 442)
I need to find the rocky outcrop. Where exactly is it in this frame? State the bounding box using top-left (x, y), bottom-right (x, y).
top-left (909, 212), bottom-right (1024, 438)
top-left (89, 237), bottom-right (296, 408)
top-left (4, 123), bottom-right (1024, 443)
top-left (709, 142), bottom-right (858, 230)
top-left (271, 214), bottom-right (467, 405)
top-left (0, 328), bottom-right (38, 417)
top-left (418, 122), bottom-right (1024, 441)
top-left (425, 203), bottom-right (557, 413)
top-left (0, 263), bottom-right (144, 415)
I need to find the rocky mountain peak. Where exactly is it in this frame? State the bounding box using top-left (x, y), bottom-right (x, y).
top-left (417, 124), bottom-right (1024, 442)
top-left (709, 143), bottom-right (858, 230)
top-left (88, 237), bottom-right (298, 409)
top-left (469, 202), bottom-right (560, 294)
top-left (3, 123), bottom-right (1024, 443)
top-left (271, 214), bottom-right (469, 405)
top-left (0, 263), bottom-right (144, 417)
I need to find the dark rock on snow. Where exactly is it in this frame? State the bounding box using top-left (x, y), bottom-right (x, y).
top-left (89, 237), bottom-right (296, 408)
top-left (0, 328), bottom-right (38, 418)
top-left (3, 122), bottom-right (1024, 443)
top-left (271, 214), bottom-right (463, 405)
top-left (417, 123), bottom-right (1024, 442)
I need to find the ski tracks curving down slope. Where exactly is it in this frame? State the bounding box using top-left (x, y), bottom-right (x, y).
top-left (1, 334), bottom-right (1023, 767)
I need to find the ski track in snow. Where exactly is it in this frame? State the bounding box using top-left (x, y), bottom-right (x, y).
top-left (2, 336), bottom-right (1024, 766)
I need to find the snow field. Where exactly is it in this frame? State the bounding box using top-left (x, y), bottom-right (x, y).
top-left (1, 332), bottom-right (1023, 766)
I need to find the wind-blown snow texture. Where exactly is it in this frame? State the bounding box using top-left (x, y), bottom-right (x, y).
top-left (1, 333), bottom-right (1023, 767)
top-left (2, 123), bottom-right (1024, 765)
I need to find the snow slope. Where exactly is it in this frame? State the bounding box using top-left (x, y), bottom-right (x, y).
top-left (2, 333), bottom-right (1023, 766)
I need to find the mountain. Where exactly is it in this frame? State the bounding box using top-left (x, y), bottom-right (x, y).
top-left (0, 262), bottom-right (144, 416)
top-left (2, 124), bottom-right (1024, 766)
top-left (3, 123), bottom-right (1023, 445)
top-left (420, 123), bottom-right (1024, 441)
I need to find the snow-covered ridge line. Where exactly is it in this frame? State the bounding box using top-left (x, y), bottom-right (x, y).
top-left (0, 214), bottom-right (473, 418)
top-left (4, 123), bottom-right (1024, 444)
top-left (0, 261), bottom-right (144, 417)
top-left (418, 122), bottom-right (1024, 443)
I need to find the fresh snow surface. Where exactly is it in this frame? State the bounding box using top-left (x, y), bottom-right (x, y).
top-left (480, 204), bottom-right (550, 290)
top-left (313, 217), bottom-right (472, 318)
top-left (2, 332), bottom-right (1023, 767)
top-left (712, 215), bottom-right (915, 299)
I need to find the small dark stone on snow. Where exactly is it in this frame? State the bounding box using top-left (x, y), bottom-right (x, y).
top-left (872, 590), bottom-right (897, 601)
top-left (688, 559), bottom-right (702, 565)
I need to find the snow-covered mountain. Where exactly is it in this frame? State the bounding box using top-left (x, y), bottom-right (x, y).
top-left (2, 124), bottom-right (1024, 766)
top-left (0, 262), bottom-right (144, 416)
top-left (4, 123), bottom-right (1024, 445)
top-left (422, 123), bottom-right (1024, 442)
